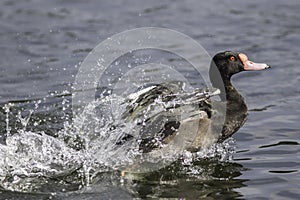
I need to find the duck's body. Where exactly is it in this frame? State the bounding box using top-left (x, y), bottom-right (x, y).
top-left (119, 51), bottom-right (270, 152)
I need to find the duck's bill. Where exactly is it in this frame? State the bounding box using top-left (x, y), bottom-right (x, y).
top-left (243, 60), bottom-right (270, 71)
top-left (238, 53), bottom-right (270, 71)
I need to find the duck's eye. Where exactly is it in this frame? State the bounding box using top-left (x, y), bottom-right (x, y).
top-left (229, 56), bottom-right (236, 62)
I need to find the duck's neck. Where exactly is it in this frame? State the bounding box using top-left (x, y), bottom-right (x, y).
top-left (224, 81), bottom-right (244, 103)
top-left (220, 80), bottom-right (248, 140)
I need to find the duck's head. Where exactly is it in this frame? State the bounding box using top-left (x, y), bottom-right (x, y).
top-left (211, 51), bottom-right (270, 77)
top-left (209, 51), bottom-right (270, 92)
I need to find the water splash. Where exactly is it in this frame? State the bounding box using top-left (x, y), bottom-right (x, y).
top-left (4, 103), bottom-right (14, 137)
top-left (0, 94), bottom-right (139, 192)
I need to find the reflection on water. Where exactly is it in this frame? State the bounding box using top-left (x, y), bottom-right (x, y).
top-left (124, 160), bottom-right (247, 199)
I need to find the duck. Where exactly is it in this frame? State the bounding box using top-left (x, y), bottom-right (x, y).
top-left (117, 51), bottom-right (270, 153)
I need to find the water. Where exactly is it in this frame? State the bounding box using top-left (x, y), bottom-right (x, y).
top-left (1, 0), bottom-right (300, 199)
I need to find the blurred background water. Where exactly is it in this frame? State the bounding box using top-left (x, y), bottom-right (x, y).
top-left (0, 0), bottom-right (300, 199)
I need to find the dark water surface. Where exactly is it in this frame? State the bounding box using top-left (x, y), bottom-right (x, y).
top-left (1, 0), bottom-right (300, 199)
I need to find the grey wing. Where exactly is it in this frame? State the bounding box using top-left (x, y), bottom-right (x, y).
top-left (121, 82), bottom-right (184, 121)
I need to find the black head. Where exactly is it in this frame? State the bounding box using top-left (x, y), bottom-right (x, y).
top-left (212, 51), bottom-right (244, 78)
